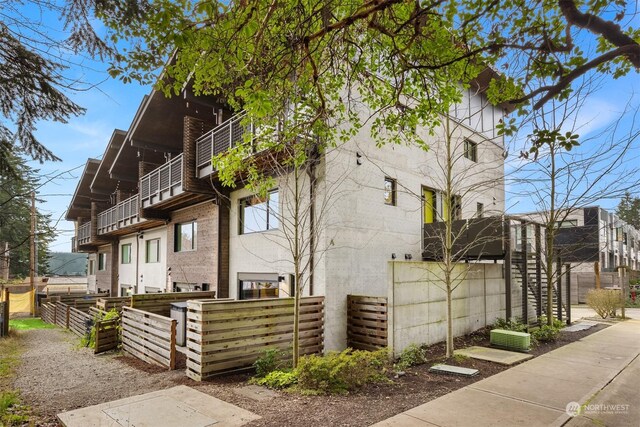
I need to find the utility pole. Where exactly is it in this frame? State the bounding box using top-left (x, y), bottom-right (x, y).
top-left (30, 191), bottom-right (35, 315)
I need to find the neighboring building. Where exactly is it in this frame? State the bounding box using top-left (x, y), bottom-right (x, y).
top-left (67, 72), bottom-right (509, 350)
top-left (522, 206), bottom-right (640, 272)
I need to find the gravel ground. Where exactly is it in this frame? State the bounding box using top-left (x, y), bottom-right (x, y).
top-left (12, 323), bottom-right (609, 427)
top-left (13, 328), bottom-right (185, 426)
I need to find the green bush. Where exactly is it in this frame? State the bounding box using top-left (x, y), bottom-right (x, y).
top-left (531, 324), bottom-right (560, 342)
top-left (493, 317), bottom-right (527, 332)
top-left (395, 344), bottom-right (426, 371)
top-left (253, 348), bottom-right (291, 378)
top-left (255, 370), bottom-right (298, 389)
top-left (586, 289), bottom-right (622, 318)
top-left (296, 348), bottom-right (390, 394)
top-left (80, 308), bottom-right (119, 349)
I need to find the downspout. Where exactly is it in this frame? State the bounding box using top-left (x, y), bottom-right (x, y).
top-left (135, 233), bottom-right (140, 294)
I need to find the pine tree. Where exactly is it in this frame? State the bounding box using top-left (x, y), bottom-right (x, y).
top-left (616, 193), bottom-right (640, 229)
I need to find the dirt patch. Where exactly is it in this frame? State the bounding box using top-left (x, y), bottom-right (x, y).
top-left (13, 322), bottom-right (609, 427)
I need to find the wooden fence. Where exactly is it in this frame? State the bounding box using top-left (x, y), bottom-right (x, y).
top-left (0, 301), bottom-right (8, 337)
top-left (94, 315), bottom-right (120, 354)
top-left (55, 303), bottom-right (70, 329)
top-left (40, 302), bottom-right (55, 324)
top-left (68, 307), bottom-right (93, 337)
top-left (121, 306), bottom-right (176, 369)
top-left (96, 296), bottom-right (131, 312)
top-left (347, 295), bottom-right (388, 351)
top-left (130, 291), bottom-right (216, 316)
top-left (186, 297), bottom-right (324, 381)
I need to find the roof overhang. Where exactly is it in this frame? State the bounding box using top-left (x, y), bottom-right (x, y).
top-left (66, 159), bottom-right (109, 221)
top-left (90, 129), bottom-right (135, 195)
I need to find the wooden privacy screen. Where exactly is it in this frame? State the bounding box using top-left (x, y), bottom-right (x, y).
top-left (40, 302), bottom-right (55, 324)
top-left (347, 295), bottom-right (388, 351)
top-left (94, 316), bottom-right (119, 354)
top-left (68, 307), bottom-right (93, 337)
top-left (55, 303), bottom-right (70, 329)
top-left (186, 297), bottom-right (324, 381)
top-left (96, 296), bottom-right (131, 312)
top-left (121, 306), bottom-right (176, 369)
top-left (130, 291), bottom-right (217, 317)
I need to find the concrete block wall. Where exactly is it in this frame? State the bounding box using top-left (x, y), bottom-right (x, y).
top-left (387, 261), bottom-right (505, 356)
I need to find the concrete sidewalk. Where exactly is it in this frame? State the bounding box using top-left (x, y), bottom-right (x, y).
top-left (373, 320), bottom-right (640, 427)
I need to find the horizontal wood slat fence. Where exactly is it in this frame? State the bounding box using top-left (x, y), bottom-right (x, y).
top-left (96, 296), bottom-right (131, 312)
top-left (40, 302), bottom-right (55, 324)
top-left (55, 303), bottom-right (69, 329)
top-left (121, 306), bottom-right (176, 369)
top-left (94, 315), bottom-right (119, 354)
top-left (68, 307), bottom-right (93, 337)
top-left (347, 295), bottom-right (388, 351)
top-left (186, 297), bottom-right (324, 381)
top-left (130, 291), bottom-right (216, 317)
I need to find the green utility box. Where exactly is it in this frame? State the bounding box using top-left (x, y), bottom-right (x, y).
top-left (490, 329), bottom-right (531, 352)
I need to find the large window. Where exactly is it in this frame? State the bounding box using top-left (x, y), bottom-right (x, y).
top-left (464, 139), bottom-right (478, 162)
top-left (175, 221), bottom-right (197, 252)
top-left (239, 190), bottom-right (279, 234)
top-left (98, 253), bottom-right (106, 271)
top-left (145, 239), bottom-right (160, 263)
top-left (121, 244), bottom-right (132, 264)
top-left (238, 273), bottom-right (283, 300)
top-left (423, 187), bottom-right (461, 223)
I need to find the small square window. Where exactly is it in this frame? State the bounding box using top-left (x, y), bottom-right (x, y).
top-left (121, 244), bottom-right (132, 264)
top-left (464, 139), bottom-right (478, 162)
top-left (146, 239), bottom-right (160, 263)
top-left (384, 178), bottom-right (396, 206)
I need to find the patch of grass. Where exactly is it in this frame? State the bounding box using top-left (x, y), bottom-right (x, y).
top-left (9, 317), bottom-right (56, 331)
top-left (0, 333), bottom-right (32, 425)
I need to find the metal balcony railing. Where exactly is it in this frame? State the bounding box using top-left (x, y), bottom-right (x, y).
top-left (140, 154), bottom-right (183, 208)
top-left (196, 112), bottom-right (254, 177)
top-left (97, 194), bottom-right (141, 235)
top-left (77, 222), bottom-right (91, 246)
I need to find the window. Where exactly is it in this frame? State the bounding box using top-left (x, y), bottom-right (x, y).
top-left (238, 273), bottom-right (283, 300)
top-left (477, 202), bottom-right (484, 218)
top-left (175, 221), bottom-right (197, 252)
top-left (384, 177), bottom-right (396, 206)
top-left (121, 244), bottom-right (132, 264)
top-left (88, 260), bottom-right (95, 275)
top-left (556, 220), bottom-right (578, 228)
top-left (464, 139), bottom-right (478, 162)
top-left (98, 253), bottom-right (106, 271)
top-left (239, 190), bottom-right (279, 234)
top-left (423, 187), bottom-right (461, 223)
top-left (145, 239), bottom-right (160, 263)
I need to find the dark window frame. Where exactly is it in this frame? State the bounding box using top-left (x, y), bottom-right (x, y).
top-left (174, 221), bottom-right (197, 252)
top-left (239, 189), bottom-right (279, 235)
top-left (464, 139), bottom-right (478, 162)
top-left (121, 243), bottom-right (132, 264)
top-left (384, 177), bottom-right (397, 206)
top-left (98, 253), bottom-right (106, 271)
top-left (145, 238), bottom-right (160, 263)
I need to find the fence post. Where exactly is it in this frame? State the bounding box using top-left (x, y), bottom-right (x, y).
top-left (170, 319), bottom-right (176, 370)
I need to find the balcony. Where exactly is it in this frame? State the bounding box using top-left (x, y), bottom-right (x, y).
top-left (196, 113), bottom-right (252, 178)
top-left (77, 222), bottom-right (91, 246)
top-left (97, 195), bottom-right (141, 235)
top-left (140, 154), bottom-right (184, 208)
top-left (422, 217), bottom-right (507, 261)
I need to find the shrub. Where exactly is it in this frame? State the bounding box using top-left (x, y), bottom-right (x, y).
top-left (531, 324), bottom-right (560, 342)
top-left (253, 348), bottom-right (291, 378)
top-left (255, 370), bottom-right (298, 389)
top-left (586, 289), bottom-right (622, 319)
top-left (395, 344), bottom-right (426, 371)
top-left (296, 348), bottom-right (390, 394)
top-left (493, 317), bottom-right (527, 332)
top-left (81, 308), bottom-right (119, 349)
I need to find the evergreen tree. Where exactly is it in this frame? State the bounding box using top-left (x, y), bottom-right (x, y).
top-left (0, 152), bottom-right (55, 279)
top-left (616, 192), bottom-right (640, 229)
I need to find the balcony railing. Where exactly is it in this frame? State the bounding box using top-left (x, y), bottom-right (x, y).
top-left (77, 222), bottom-right (91, 246)
top-left (140, 154), bottom-right (184, 208)
top-left (97, 194), bottom-right (141, 235)
top-left (196, 112), bottom-right (253, 177)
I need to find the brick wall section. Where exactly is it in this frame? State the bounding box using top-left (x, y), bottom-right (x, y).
top-left (95, 246), bottom-right (112, 295)
top-left (166, 202), bottom-right (220, 293)
top-left (217, 199), bottom-right (230, 298)
top-left (183, 115), bottom-right (216, 194)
